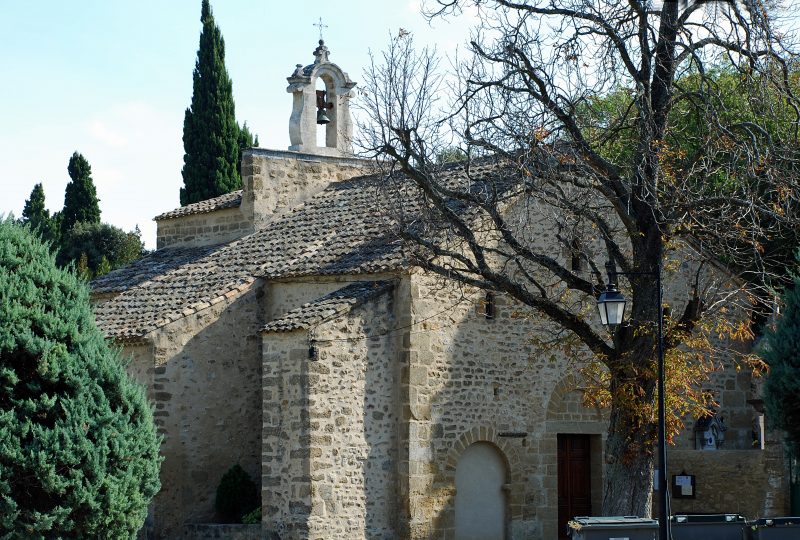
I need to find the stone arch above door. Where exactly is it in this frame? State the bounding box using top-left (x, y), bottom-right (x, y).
top-left (444, 426), bottom-right (523, 523)
top-left (444, 426), bottom-right (520, 480)
top-left (546, 375), bottom-right (608, 423)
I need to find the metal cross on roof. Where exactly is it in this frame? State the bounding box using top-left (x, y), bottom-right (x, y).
top-left (313, 17), bottom-right (328, 40)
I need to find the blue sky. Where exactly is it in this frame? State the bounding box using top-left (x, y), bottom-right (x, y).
top-left (1, 2), bottom-right (797, 248)
top-left (0, 1), bottom-right (473, 247)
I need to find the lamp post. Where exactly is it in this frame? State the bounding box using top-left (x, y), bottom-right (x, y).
top-left (597, 263), bottom-right (669, 540)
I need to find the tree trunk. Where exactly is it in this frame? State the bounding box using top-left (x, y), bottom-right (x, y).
top-left (602, 404), bottom-right (656, 516)
top-left (601, 318), bottom-right (661, 516)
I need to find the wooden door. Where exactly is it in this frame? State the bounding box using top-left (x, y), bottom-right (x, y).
top-left (557, 434), bottom-right (592, 539)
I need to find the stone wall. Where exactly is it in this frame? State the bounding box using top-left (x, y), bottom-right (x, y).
top-left (181, 523), bottom-right (262, 540)
top-left (263, 280), bottom-right (351, 323)
top-left (240, 148), bottom-right (373, 231)
top-left (122, 342), bottom-right (155, 398)
top-left (668, 438), bottom-right (789, 518)
top-left (306, 290), bottom-right (398, 539)
top-left (145, 285), bottom-right (264, 539)
top-left (155, 148), bottom-right (373, 251)
top-left (400, 272), bottom-right (601, 539)
top-left (121, 342), bottom-right (157, 540)
top-left (260, 285), bottom-right (398, 539)
top-left (156, 207), bottom-right (250, 250)
top-left (260, 331), bottom-right (309, 538)
top-left (672, 365), bottom-right (761, 451)
top-left (397, 270), bottom-right (783, 540)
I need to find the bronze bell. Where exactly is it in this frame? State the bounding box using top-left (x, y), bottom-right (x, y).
top-left (316, 89), bottom-right (332, 125)
top-left (316, 109), bottom-right (331, 125)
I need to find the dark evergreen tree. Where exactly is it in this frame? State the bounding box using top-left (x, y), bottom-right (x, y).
top-left (180, 0), bottom-right (242, 205)
top-left (0, 220), bottom-right (161, 538)
top-left (215, 464), bottom-right (258, 523)
top-left (61, 152), bottom-right (101, 233)
top-left (21, 183), bottom-right (48, 227)
top-left (236, 121), bottom-right (258, 171)
top-left (57, 222), bottom-right (146, 278)
top-left (21, 183), bottom-right (57, 245)
top-left (237, 121), bottom-right (258, 152)
top-left (761, 273), bottom-right (800, 459)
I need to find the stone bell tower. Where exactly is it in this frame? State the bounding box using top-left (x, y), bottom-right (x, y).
top-left (286, 40), bottom-right (357, 156)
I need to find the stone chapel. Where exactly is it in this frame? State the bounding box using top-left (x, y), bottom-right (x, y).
top-left (90, 40), bottom-right (790, 540)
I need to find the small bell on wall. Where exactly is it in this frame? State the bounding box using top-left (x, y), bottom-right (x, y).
top-left (316, 109), bottom-right (331, 125)
top-left (316, 89), bottom-right (332, 125)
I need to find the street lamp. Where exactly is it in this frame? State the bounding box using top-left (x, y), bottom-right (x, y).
top-left (597, 284), bottom-right (626, 326)
top-left (596, 263), bottom-right (670, 540)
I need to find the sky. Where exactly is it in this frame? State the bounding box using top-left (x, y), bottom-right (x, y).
top-left (1, 2), bottom-right (798, 249)
top-left (0, 0), bottom-right (475, 248)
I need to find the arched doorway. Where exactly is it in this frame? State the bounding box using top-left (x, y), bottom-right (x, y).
top-left (455, 442), bottom-right (507, 540)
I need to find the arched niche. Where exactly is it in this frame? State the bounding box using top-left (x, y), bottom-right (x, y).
top-left (454, 442), bottom-right (508, 540)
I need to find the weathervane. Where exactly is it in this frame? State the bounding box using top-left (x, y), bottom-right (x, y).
top-left (313, 17), bottom-right (328, 41)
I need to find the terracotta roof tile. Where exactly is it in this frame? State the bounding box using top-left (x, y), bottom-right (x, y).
top-left (92, 158), bottom-right (515, 341)
top-left (91, 244), bottom-right (225, 294)
top-left (154, 190), bottom-right (242, 220)
top-left (262, 281), bottom-right (392, 333)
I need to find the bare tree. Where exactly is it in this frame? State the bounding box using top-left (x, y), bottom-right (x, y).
top-left (359, 0), bottom-right (800, 516)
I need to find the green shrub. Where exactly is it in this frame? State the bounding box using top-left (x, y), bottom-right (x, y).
top-left (241, 506), bottom-right (261, 525)
top-left (0, 219), bottom-right (161, 538)
top-left (215, 464), bottom-right (259, 523)
top-left (57, 221), bottom-right (145, 278)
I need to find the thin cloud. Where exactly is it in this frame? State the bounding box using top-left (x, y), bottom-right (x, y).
top-left (88, 120), bottom-right (128, 149)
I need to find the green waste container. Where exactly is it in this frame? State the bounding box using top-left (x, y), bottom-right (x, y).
top-left (567, 516), bottom-right (658, 540)
top-left (669, 514), bottom-right (747, 540)
top-left (747, 517), bottom-right (800, 540)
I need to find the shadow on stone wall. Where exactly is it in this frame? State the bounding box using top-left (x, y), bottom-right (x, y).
top-left (410, 286), bottom-right (531, 539)
top-left (410, 282), bottom-right (609, 539)
top-left (362, 318), bottom-right (400, 540)
top-left (153, 288), bottom-right (264, 538)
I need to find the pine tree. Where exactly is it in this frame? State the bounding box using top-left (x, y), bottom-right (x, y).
top-left (21, 183), bottom-right (57, 245)
top-left (180, 0), bottom-right (241, 205)
top-left (61, 152), bottom-right (101, 233)
top-left (761, 274), bottom-right (800, 459)
top-left (0, 219), bottom-right (161, 538)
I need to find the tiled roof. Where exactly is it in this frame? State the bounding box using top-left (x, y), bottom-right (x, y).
top-left (154, 190), bottom-right (242, 220)
top-left (91, 244), bottom-right (225, 294)
top-left (262, 281), bottom-right (392, 333)
top-left (92, 158), bottom-right (515, 341)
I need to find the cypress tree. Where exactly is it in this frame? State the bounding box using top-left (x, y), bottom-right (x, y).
top-left (238, 121), bottom-right (258, 150)
top-left (0, 220), bottom-right (161, 538)
top-left (180, 0), bottom-right (241, 205)
top-left (761, 274), bottom-right (800, 459)
top-left (62, 152), bottom-right (101, 233)
top-left (21, 183), bottom-right (48, 227)
top-left (21, 183), bottom-right (57, 245)
top-left (237, 121), bottom-right (258, 171)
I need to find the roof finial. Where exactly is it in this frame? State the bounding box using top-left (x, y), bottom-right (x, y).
top-left (313, 36), bottom-right (330, 64)
top-left (313, 17), bottom-right (328, 41)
